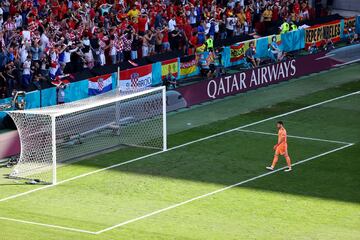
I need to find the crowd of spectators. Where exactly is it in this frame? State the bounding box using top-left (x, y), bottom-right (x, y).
top-left (0, 0), bottom-right (327, 99)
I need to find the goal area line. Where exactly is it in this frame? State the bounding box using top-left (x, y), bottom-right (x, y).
top-left (0, 91), bottom-right (358, 234)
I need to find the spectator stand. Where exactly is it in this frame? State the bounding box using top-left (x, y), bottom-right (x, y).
top-left (0, 11), bottom-right (359, 125)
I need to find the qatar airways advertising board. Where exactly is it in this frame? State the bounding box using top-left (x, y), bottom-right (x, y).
top-left (206, 60), bottom-right (296, 100)
top-left (173, 51), bottom-right (343, 107)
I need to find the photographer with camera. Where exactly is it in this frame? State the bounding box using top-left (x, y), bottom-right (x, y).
top-left (214, 47), bottom-right (225, 77)
top-left (308, 41), bottom-right (318, 54)
top-left (269, 36), bottom-right (284, 62)
top-left (347, 28), bottom-right (359, 45)
top-left (199, 51), bottom-right (217, 78)
top-left (245, 41), bottom-right (260, 67)
top-left (350, 33), bottom-right (360, 45)
top-left (162, 66), bottom-right (177, 90)
top-left (322, 37), bottom-right (335, 51)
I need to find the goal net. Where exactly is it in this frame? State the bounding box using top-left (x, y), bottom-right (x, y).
top-left (7, 86), bottom-right (167, 184)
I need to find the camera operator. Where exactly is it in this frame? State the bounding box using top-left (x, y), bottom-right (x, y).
top-left (346, 28), bottom-right (356, 44)
top-left (269, 36), bottom-right (284, 62)
top-left (11, 90), bottom-right (26, 110)
top-left (349, 28), bottom-right (360, 44)
top-left (323, 37), bottom-right (335, 51)
top-left (308, 41), bottom-right (318, 54)
top-left (199, 52), bottom-right (217, 78)
top-left (245, 41), bottom-right (260, 67)
top-left (350, 32), bottom-right (359, 45)
top-left (214, 47), bottom-right (225, 77)
top-left (199, 53), bottom-right (210, 78)
top-left (162, 68), bottom-right (177, 90)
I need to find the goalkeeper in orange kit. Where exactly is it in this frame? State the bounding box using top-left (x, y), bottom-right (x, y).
top-left (266, 121), bottom-right (292, 172)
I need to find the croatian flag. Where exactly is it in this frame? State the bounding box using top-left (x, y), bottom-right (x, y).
top-left (88, 74), bottom-right (113, 96)
top-left (119, 65), bottom-right (152, 92)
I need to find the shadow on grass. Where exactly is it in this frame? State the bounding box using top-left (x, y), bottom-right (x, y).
top-left (68, 132), bottom-right (360, 205)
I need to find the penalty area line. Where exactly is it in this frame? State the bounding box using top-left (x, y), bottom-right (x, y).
top-left (0, 90), bottom-right (358, 204)
top-left (94, 143), bottom-right (354, 234)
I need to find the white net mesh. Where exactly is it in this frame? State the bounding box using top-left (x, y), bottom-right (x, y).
top-left (7, 87), bottom-right (166, 184)
top-left (7, 113), bottom-right (53, 182)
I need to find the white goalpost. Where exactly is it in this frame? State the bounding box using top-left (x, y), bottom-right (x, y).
top-left (7, 86), bottom-right (167, 184)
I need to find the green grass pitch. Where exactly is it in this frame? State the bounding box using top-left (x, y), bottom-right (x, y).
top-left (0, 64), bottom-right (359, 240)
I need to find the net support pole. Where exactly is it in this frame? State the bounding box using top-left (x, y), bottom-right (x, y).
top-left (162, 87), bottom-right (167, 151)
top-left (51, 115), bottom-right (57, 185)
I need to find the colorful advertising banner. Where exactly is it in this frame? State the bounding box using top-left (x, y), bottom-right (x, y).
top-left (230, 40), bottom-right (257, 63)
top-left (119, 65), bottom-right (152, 91)
top-left (180, 55), bottom-right (198, 77)
top-left (161, 58), bottom-right (179, 79)
top-left (344, 16), bottom-right (356, 35)
top-left (305, 20), bottom-right (341, 48)
top-left (175, 51), bottom-right (344, 107)
top-left (230, 43), bottom-right (245, 62)
top-left (88, 74), bottom-right (113, 96)
top-left (268, 34), bottom-right (282, 45)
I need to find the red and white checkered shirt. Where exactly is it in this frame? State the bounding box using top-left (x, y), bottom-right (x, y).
top-left (115, 38), bottom-right (124, 52)
top-left (122, 36), bottom-right (132, 52)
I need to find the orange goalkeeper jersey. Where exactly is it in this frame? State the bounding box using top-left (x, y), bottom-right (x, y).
top-left (278, 127), bottom-right (287, 145)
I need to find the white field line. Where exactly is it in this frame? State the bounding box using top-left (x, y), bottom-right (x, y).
top-left (0, 143), bottom-right (353, 235)
top-left (334, 58), bottom-right (360, 67)
top-left (0, 216), bottom-right (97, 235)
top-left (0, 90), bottom-right (358, 203)
top-left (237, 129), bottom-right (352, 145)
top-left (95, 143), bottom-right (354, 234)
top-left (315, 53), bottom-right (336, 60)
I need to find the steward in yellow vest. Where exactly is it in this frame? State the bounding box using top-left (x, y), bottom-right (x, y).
top-left (205, 35), bottom-right (214, 51)
top-left (280, 21), bottom-right (290, 34)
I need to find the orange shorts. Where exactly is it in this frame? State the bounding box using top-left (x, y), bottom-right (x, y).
top-left (275, 143), bottom-right (288, 155)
